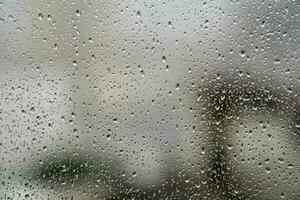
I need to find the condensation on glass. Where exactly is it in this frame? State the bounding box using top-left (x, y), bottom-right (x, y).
top-left (0, 0), bottom-right (299, 199)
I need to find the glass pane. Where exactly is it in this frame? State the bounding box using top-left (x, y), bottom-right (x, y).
top-left (0, 0), bottom-right (299, 199)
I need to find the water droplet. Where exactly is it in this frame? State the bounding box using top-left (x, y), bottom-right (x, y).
top-left (240, 50), bottom-right (246, 57)
top-left (38, 13), bottom-right (43, 20)
top-left (132, 171), bottom-right (137, 177)
top-left (75, 10), bottom-right (81, 17)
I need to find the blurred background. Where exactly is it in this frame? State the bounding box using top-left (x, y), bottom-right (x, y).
top-left (0, 0), bottom-right (299, 199)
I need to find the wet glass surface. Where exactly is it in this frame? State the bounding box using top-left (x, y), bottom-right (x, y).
top-left (0, 0), bottom-right (299, 199)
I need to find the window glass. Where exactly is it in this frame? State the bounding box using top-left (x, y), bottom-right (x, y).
top-left (0, 0), bottom-right (299, 199)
